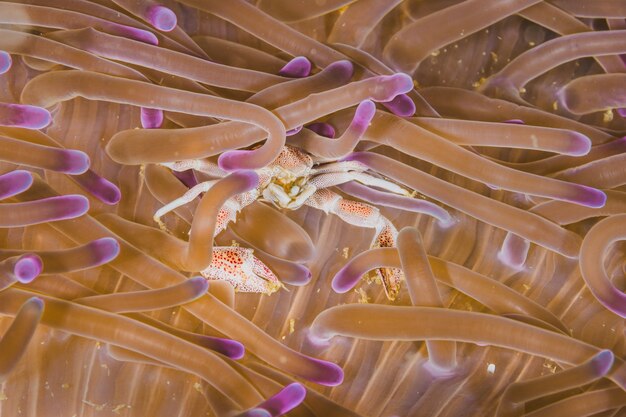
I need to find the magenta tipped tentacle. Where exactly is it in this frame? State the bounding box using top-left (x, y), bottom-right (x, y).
top-left (352, 100), bottom-right (376, 130)
top-left (498, 233), bottom-right (530, 270)
top-left (14, 254), bottom-right (43, 284)
top-left (279, 56), bottom-right (311, 78)
top-left (306, 122), bottom-right (336, 138)
top-left (172, 169), bottom-right (199, 189)
top-left (115, 25), bottom-right (159, 45)
top-left (73, 170), bottom-right (121, 205)
top-left (286, 125), bottom-right (303, 136)
top-left (205, 336), bottom-right (245, 360)
top-left (140, 107), bottom-right (164, 129)
top-left (280, 265), bottom-right (312, 286)
top-left (255, 383), bottom-right (307, 416)
top-left (371, 74), bottom-right (414, 103)
top-left (87, 238), bottom-right (121, 267)
top-left (382, 93), bottom-right (416, 117)
top-left (0, 170), bottom-right (33, 200)
top-left (146, 5), bottom-right (177, 32)
top-left (0, 254), bottom-right (43, 290)
top-left (0, 103), bottom-right (52, 129)
top-left (0, 51), bottom-right (11, 74)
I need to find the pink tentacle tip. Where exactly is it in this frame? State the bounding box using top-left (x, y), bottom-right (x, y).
top-left (591, 350), bottom-right (615, 377)
top-left (308, 357), bottom-right (344, 386)
top-left (140, 107), bottom-right (164, 129)
top-left (0, 51), bottom-right (11, 74)
top-left (327, 59), bottom-right (354, 80)
top-left (567, 133), bottom-right (592, 156)
top-left (0, 103), bottom-right (52, 129)
top-left (48, 195), bottom-right (90, 221)
top-left (118, 26), bottom-right (159, 46)
top-left (89, 238), bottom-right (121, 265)
top-left (0, 170), bottom-right (33, 200)
top-left (281, 266), bottom-right (312, 286)
top-left (25, 296), bottom-right (45, 311)
top-left (60, 149), bottom-right (91, 175)
top-left (77, 171), bottom-right (121, 205)
top-left (352, 100), bottom-right (376, 128)
top-left (217, 150), bottom-right (267, 173)
top-left (331, 265), bottom-right (358, 293)
top-left (279, 56), bottom-right (311, 78)
top-left (575, 187), bottom-right (607, 209)
top-left (305, 122), bottom-right (335, 138)
top-left (383, 93), bottom-right (416, 117)
top-left (286, 125), bottom-right (302, 136)
top-left (146, 5), bottom-right (177, 32)
top-left (256, 383), bottom-right (307, 416)
top-left (14, 254), bottom-right (43, 283)
top-left (234, 170), bottom-right (260, 191)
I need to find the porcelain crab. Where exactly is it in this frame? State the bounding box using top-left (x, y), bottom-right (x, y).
top-left (155, 107), bottom-right (410, 300)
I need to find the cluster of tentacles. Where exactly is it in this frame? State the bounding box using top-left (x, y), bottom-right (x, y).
top-left (2, 0), bottom-right (626, 416)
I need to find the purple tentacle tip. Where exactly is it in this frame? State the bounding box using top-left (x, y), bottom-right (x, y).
top-left (90, 238), bottom-right (121, 265)
top-left (25, 296), bottom-right (45, 310)
top-left (188, 276), bottom-right (210, 294)
top-left (281, 265), bottom-right (312, 286)
top-left (617, 108), bottom-right (626, 118)
top-left (205, 336), bottom-right (245, 359)
top-left (332, 265), bottom-right (358, 293)
top-left (258, 383), bottom-right (307, 416)
top-left (140, 107), bottom-right (164, 129)
top-left (308, 357), bottom-right (344, 386)
top-left (15, 254), bottom-right (43, 283)
top-left (61, 150), bottom-right (91, 175)
top-left (567, 133), bottom-right (591, 156)
top-left (0, 103), bottom-right (52, 129)
top-left (306, 122), bottom-right (335, 138)
top-left (77, 170), bottom-right (121, 205)
top-left (576, 186), bottom-right (607, 209)
top-left (591, 350), bottom-right (615, 376)
top-left (327, 59), bottom-right (354, 80)
top-left (286, 125), bottom-right (302, 136)
top-left (279, 56), bottom-right (311, 78)
top-left (146, 5), bottom-right (177, 32)
top-left (233, 170), bottom-right (260, 191)
top-left (497, 233), bottom-right (529, 270)
top-left (384, 74), bottom-right (414, 99)
top-left (0, 51), bottom-right (11, 74)
top-left (383, 93), bottom-right (416, 117)
top-left (217, 151), bottom-right (266, 173)
top-left (50, 195), bottom-right (90, 221)
top-left (0, 170), bottom-right (33, 200)
top-left (503, 119), bottom-right (525, 124)
top-left (118, 25), bottom-right (159, 45)
top-left (172, 169), bottom-right (198, 189)
top-left (354, 100), bottom-right (376, 127)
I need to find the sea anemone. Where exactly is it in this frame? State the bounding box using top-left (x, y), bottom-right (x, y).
top-left (1, 0), bottom-right (626, 416)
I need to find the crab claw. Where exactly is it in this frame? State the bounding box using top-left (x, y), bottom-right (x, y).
top-left (201, 247), bottom-right (282, 294)
top-left (372, 220), bottom-right (403, 301)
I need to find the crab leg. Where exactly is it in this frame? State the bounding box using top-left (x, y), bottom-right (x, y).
top-left (153, 179), bottom-right (219, 225)
top-left (162, 159), bottom-right (227, 178)
top-left (309, 169), bottom-right (410, 196)
top-left (305, 189), bottom-right (402, 299)
top-left (201, 246), bottom-right (282, 294)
